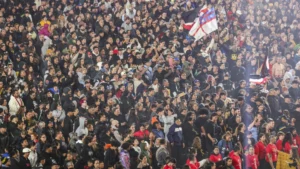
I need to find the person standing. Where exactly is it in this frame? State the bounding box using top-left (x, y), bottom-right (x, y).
top-left (20, 148), bottom-right (32, 169)
top-left (229, 146), bottom-right (242, 169)
top-left (156, 139), bottom-right (169, 168)
top-left (205, 113), bottom-right (218, 153)
top-left (8, 90), bottom-right (24, 116)
top-left (62, 110), bottom-right (74, 144)
top-left (120, 142), bottom-right (131, 169)
top-left (265, 135), bottom-right (278, 169)
top-left (167, 117), bottom-right (185, 166)
top-left (246, 146), bottom-right (259, 169)
top-left (255, 134), bottom-right (266, 169)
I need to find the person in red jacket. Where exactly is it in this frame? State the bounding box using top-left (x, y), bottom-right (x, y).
top-left (255, 133), bottom-right (266, 169)
top-left (292, 128), bottom-right (300, 146)
top-left (246, 146), bottom-right (259, 169)
top-left (265, 135), bottom-right (278, 169)
top-left (276, 132), bottom-right (285, 151)
top-left (133, 124), bottom-right (150, 140)
top-left (209, 146), bottom-right (223, 168)
top-left (186, 153), bottom-right (208, 169)
top-left (186, 148), bottom-right (208, 169)
top-left (163, 157), bottom-right (176, 169)
top-left (229, 145), bottom-right (242, 169)
top-left (291, 128), bottom-right (300, 154)
top-left (283, 132), bottom-right (294, 155)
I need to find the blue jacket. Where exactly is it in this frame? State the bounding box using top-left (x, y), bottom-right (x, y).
top-left (152, 129), bottom-right (165, 139)
top-left (217, 139), bottom-right (233, 157)
top-left (167, 124), bottom-right (183, 145)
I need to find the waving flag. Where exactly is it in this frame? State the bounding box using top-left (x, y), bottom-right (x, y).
top-left (183, 5), bottom-right (218, 41)
top-left (249, 54), bottom-right (270, 85)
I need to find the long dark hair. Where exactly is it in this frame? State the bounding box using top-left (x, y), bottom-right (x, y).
top-left (282, 132), bottom-right (293, 147)
top-left (247, 138), bottom-right (256, 147)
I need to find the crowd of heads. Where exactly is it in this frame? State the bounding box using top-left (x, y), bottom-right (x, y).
top-left (0, 0), bottom-right (300, 168)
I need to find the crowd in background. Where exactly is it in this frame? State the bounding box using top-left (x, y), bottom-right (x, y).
top-left (0, 0), bottom-right (300, 169)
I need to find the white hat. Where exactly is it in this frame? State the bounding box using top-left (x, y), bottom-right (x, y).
top-left (121, 71), bottom-right (126, 76)
top-left (236, 10), bottom-right (242, 15)
top-left (22, 148), bottom-right (31, 153)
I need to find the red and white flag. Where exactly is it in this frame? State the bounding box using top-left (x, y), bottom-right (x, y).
top-left (183, 5), bottom-right (218, 41)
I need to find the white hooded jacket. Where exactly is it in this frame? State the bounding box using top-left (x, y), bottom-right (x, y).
top-left (75, 117), bottom-right (88, 137)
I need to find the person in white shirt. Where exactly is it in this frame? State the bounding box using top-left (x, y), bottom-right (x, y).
top-left (8, 90), bottom-right (24, 116)
top-left (28, 143), bottom-right (38, 167)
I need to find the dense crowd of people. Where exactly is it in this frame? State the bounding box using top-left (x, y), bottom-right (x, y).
top-left (1, 0), bottom-right (300, 169)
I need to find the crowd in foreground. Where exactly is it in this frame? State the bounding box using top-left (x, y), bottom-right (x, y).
top-left (1, 0), bottom-right (300, 169)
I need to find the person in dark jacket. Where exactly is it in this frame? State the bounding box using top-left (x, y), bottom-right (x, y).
top-left (10, 149), bottom-right (21, 169)
top-left (182, 116), bottom-right (198, 147)
top-left (289, 80), bottom-right (300, 101)
top-left (62, 110), bottom-right (74, 144)
top-left (292, 105), bottom-right (300, 133)
top-left (94, 113), bottom-right (109, 142)
top-left (267, 89), bottom-right (281, 120)
top-left (167, 117), bottom-right (185, 166)
top-left (24, 92), bottom-right (37, 111)
top-left (231, 60), bottom-right (246, 84)
top-left (81, 136), bottom-right (95, 165)
top-left (104, 141), bottom-right (120, 168)
top-left (0, 124), bottom-right (9, 153)
top-left (19, 148), bottom-right (32, 169)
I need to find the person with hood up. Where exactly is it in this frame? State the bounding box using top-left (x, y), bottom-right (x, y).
top-left (282, 70), bottom-right (294, 88)
top-left (75, 116), bottom-right (88, 137)
top-left (229, 146), bottom-right (242, 169)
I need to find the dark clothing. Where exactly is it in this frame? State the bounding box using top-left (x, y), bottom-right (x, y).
top-left (19, 156), bottom-right (32, 169)
top-left (204, 120), bottom-right (216, 153)
top-left (182, 121), bottom-right (198, 147)
top-left (62, 116), bottom-right (74, 143)
top-left (10, 158), bottom-right (22, 169)
top-left (167, 124), bottom-right (184, 145)
top-left (289, 87), bottom-right (300, 101)
top-left (0, 132), bottom-right (9, 153)
top-left (94, 121), bottom-right (109, 141)
top-left (267, 95), bottom-right (281, 120)
top-left (231, 66), bottom-right (246, 83)
top-left (104, 148), bottom-right (119, 168)
top-left (292, 111), bottom-right (300, 132)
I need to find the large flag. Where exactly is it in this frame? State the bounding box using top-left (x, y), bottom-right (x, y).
top-left (249, 54), bottom-right (270, 85)
top-left (183, 5), bottom-right (218, 41)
